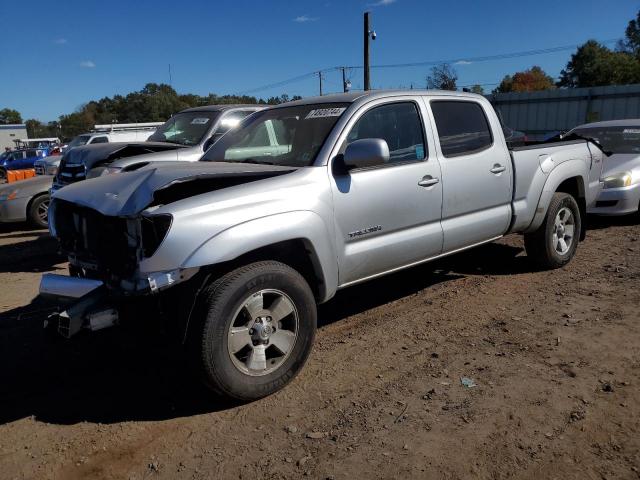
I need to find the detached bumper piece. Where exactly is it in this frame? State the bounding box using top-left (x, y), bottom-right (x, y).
top-left (40, 274), bottom-right (119, 338)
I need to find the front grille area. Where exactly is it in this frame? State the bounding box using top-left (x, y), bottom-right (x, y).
top-left (56, 161), bottom-right (86, 186)
top-left (595, 200), bottom-right (618, 208)
top-left (53, 199), bottom-right (139, 279)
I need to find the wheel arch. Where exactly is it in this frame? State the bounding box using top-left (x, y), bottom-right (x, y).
top-left (181, 211), bottom-right (338, 303)
top-left (525, 162), bottom-right (587, 236)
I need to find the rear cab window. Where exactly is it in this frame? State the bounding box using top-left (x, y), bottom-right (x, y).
top-left (430, 100), bottom-right (493, 157)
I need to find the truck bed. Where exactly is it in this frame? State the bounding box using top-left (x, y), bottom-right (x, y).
top-left (509, 139), bottom-right (599, 232)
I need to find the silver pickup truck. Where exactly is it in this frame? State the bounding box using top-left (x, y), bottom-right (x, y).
top-left (42, 90), bottom-right (604, 400)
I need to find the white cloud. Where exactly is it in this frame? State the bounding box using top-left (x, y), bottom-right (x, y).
top-left (454, 60), bottom-right (473, 65)
top-left (368, 0), bottom-right (396, 6)
top-left (293, 15), bottom-right (318, 22)
top-left (79, 60), bottom-right (96, 68)
top-left (54, 38), bottom-right (67, 44)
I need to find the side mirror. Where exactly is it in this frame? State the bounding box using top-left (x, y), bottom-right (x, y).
top-left (342, 138), bottom-right (389, 170)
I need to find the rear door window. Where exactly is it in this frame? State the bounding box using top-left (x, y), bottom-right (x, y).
top-left (431, 101), bottom-right (493, 157)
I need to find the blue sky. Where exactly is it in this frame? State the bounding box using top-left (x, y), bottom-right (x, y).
top-left (1, 0), bottom-right (637, 121)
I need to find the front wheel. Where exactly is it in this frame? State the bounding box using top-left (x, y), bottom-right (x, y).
top-left (524, 192), bottom-right (582, 269)
top-left (193, 261), bottom-right (317, 401)
top-left (29, 195), bottom-right (50, 228)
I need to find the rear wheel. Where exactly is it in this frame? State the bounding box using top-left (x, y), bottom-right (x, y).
top-left (524, 192), bottom-right (581, 269)
top-left (193, 261), bottom-right (317, 401)
top-left (28, 195), bottom-right (50, 228)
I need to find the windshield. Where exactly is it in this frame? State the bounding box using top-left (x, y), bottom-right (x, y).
top-left (67, 134), bottom-right (91, 149)
top-left (148, 111), bottom-right (220, 146)
top-left (572, 126), bottom-right (640, 154)
top-left (201, 103), bottom-right (348, 166)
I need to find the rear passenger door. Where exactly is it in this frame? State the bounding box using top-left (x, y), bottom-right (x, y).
top-left (428, 99), bottom-right (512, 252)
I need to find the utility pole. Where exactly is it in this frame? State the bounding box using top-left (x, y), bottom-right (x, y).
top-left (318, 71), bottom-right (323, 96)
top-left (168, 64), bottom-right (172, 87)
top-left (364, 12), bottom-right (371, 91)
top-left (341, 67), bottom-right (351, 93)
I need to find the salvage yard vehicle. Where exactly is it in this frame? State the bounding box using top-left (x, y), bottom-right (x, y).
top-left (42, 90), bottom-right (605, 401)
top-left (52, 104), bottom-right (264, 191)
top-left (0, 175), bottom-right (53, 227)
top-left (0, 146), bottom-right (51, 181)
top-left (566, 120), bottom-right (640, 217)
top-left (34, 123), bottom-right (163, 176)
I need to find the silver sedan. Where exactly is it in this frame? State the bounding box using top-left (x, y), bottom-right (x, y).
top-left (569, 120), bottom-right (640, 216)
top-left (0, 175), bottom-right (53, 228)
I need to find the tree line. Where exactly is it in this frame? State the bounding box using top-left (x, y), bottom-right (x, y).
top-left (1, 87), bottom-right (300, 141)
top-left (3, 9), bottom-right (640, 140)
top-left (427, 9), bottom-right (640, 94)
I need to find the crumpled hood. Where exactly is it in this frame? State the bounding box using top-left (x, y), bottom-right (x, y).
top-left (601, 153), bottom-right (640, 177)
top-left (61, 141), bottom-right (186, 171)
top-left (52, 161), bottom-right (297, 216)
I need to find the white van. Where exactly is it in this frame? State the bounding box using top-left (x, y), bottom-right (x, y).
top-left (67, 122), bottom-right (164, 147)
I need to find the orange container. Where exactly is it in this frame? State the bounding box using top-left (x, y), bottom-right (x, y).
top-left (6, 169), bottom-right (37, 183)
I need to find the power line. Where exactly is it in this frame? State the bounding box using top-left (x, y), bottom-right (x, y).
top-left (236, 38), bottom-right (622, 95)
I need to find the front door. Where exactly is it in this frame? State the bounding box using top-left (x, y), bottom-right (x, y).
top-left (330, 99), bottom-right (443, 286)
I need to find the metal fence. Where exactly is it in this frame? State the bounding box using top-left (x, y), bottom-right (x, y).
top-left (487, 84), bottom-right (640, 140)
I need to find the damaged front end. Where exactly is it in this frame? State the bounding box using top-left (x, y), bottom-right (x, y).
top-left (43, 199), bottom-right (198, 338)
top-left (42, 162), bottom-right (298, 338)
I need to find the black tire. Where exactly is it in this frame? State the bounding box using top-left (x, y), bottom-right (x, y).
top-left (524, 192), bottom-right (581, 269)
top-left (0, 168), bottom-right (6, 184)
top-left (193, 261), bottom-right (317, 401)
top-left (28, 194), bottom-right (50, 228)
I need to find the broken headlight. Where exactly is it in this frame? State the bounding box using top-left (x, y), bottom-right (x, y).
top-left (141, 214), bottom-right (172, 258)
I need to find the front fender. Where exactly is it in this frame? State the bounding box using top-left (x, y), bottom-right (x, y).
top-left (525, 159), bottom-right (587, 233)
top-left (182, 210), bottom-right (339, 302)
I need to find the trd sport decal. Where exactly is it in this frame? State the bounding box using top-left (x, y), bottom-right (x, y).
top-left (348, 225), bottom-right (382, 238)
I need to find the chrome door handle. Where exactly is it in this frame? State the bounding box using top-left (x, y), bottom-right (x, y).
top-left (418, 176), bottom-right (440, 187)
top-left (490, 164), bottom-right (506, 174)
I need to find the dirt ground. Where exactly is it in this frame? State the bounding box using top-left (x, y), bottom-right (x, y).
top-left (0, 217), bottom-right (638, 480)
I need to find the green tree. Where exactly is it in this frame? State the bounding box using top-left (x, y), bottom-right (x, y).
top-left (23, 83), bottom-right (301, 141)
top-left (558, 40), bottom-right (640, 87)
top-left (0, 108), bottom-right (22, 124)
top-left (426, 64), bottom-right (458, 91)
top-left (495, 66), bottom-right (556, 93)
top-left (620, 9), bottom-right (640, 58)
top-left (469, 84), bottom-right (484, 95)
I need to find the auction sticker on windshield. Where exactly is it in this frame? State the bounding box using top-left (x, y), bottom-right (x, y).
top-left (191, 118), bottom-right (210, 125)
top-left (305, 108), bottom-right (346, 119)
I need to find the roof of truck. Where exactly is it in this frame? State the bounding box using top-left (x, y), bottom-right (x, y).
top-left (181, 104), bottom-right (264, 113)
top-left (280, 89), bottom-right (485, 107)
